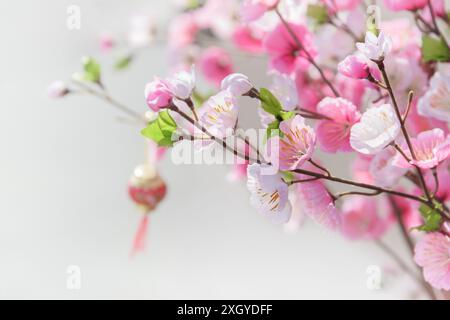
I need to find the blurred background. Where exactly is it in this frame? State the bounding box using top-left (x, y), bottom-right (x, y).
top-left (0, 0), bottom-right (420, 299)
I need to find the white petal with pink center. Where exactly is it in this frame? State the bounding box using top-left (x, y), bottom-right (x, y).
top-left (350, 104), bottom-right (400, 155)
top-left (272, 115), bottom-right (316, 170)
top-left (246, 164), bottom-right (291, 224)
top-left (199, 90), bottom-right (238, 139)
top-left (418, 72), bottom-right (450, 122)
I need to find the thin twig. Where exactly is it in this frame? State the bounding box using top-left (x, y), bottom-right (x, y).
top-left (402, 91), bottom-right (414, 123)
top-left (72, 80), bottom-right (145, 124)
top-left (335, 190), bottom-right (382, 199)
top-left (376, 61), bottom-right (433, 203)
top-left (308, 159), bottom-right (331, 176)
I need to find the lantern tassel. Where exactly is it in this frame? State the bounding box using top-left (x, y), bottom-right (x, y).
top-left (130, 214), bottom-right (149, 257)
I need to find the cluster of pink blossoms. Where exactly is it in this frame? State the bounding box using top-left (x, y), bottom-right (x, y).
top-left (51, 0), bottom-right (450, 296)
top-left (139, 0), bottom-right (450, 294)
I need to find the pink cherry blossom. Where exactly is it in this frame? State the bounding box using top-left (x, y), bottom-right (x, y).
top-left (324, 0), bottom-right (362, 12)
top-left (295, 163), bottom-right (341, 230)
top-left (294, 70), bottom-right (324, 110)
top-left (369, 148), bottom-right (407, 188)
top-left (144, 78), bottom-right (173, 112)
top-left (384, 0), bottom-right (429, 11)
top-left (241, 0), bottom-right (279, 23)
top-left (232, 25), bottom-right (264, 54)
top-left (270, 115), bottom-right (316, 170)
top-left (168, 13), bottom-right (199, 49)
top-left (221, 73), bottom-right (253, 96)
top-left (418, 72), bottom-right (450, 122)
top-left (393, 129), bottom-right (450, 169)
top-left (414, 232), bottom-right (450, 291)
top-left (198, 47), bottom-right (234, 87)
top-left (316, 98), bottom-right (361, 153)
top-left (336, 74), bottom-right (367, 108)
top-left (246, 163), bottom-right (291, 224)
top-left (99, 33), bottom-right (115, 53)
top-left (341, 197), bottom-right (391, 240)
top-left (264, 22), bottom-right (317, 74)
top-left (47, 81), bottom-right (69, 98)
top-left (381, 19), bottom-right (421, 53)
top-left (338, 55), bottom-right (370, 79)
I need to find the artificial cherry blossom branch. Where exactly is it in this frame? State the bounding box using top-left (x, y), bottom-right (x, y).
top-left (169, 102), bottom-right (263, 164)
top-left (274, 7), bottom-right (340, 97)
top-left (290, 168), bottom-right (429, 205)
top-left (375, 61), bottom-right (434, 203)
top-left (73, 79), bottom-right (146, 124)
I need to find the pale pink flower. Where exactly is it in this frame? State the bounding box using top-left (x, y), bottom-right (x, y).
top-left (168, 13), bottom-right (199, 48)
top-left (384, 0), bottom-right (428, 11)
top-left (47, 81), bottom-right (69, 98)
top-left (414, 232), bottom-right (450, 291)
top-left (246, 163), bottom-right (291, 224)
top-left (127, 14), bottom-right (156, 48)
top-left (199, 90), bottom-right (238, 138)
top-left (295, 163), bottom-right (341, 230)
top-left (198, 47), bottom-right (234, 87)
top-left (241, 0), bottom-right (279, 23)
top-left (324, 0), bottom-right (362, 12)
top-left (381, 19), bottom-right (421, 53)
top-left (283, 190), bottom-right (306, 233)
top-left (369, 148), bottom-right (407, 187)
top-left (99, 33), bottom-right (115, 53)
top-left (350, 104), bottom-right (400, 155)
top-left (221, 73), bottom-right (253, 96)
top-left (316, 98), bottom-right (361, 153)
top-left (294, 70), bottom-right (324, 110)
top-left (356, 32), bottom-right (392, 61)
top-left (341, 197), bottom-right (391, 240)
top-left (336, 74), bottom-right (367, 108)
top-left (144, 78), bottom-right (173, 111)
top-left (195, 0), bottom-right (237, 39)
top-left (338, 55), bottom-right (370, 79)
top-left (352, 155), bottom-right (375, 184)
top-left (269, 72), bottom-right (298, 111)
top-left (165, 65), bottom-right (196, 100)
top-left (232, 25), bottom-right (264, 54)
top-left (264, 22), bottom-right (317, 74)
top-left (271, 115), bottom-right (316, 170)
top-left (418, 72), bottom-right (450, 122)
top-left (393, 129), bottom-right (450, 169)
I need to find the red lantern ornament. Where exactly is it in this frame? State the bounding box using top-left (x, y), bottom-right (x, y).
top-left (128, 164), bottom-right (167, 256)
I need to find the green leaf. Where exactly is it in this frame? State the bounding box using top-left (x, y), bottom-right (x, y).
top-left (280, 111), bottom-right (295, 121)
top-left (281, 171), bottom-right (295, 184)
top-left (306, 4), bottom-right (328, 25)
top-left (259, 88), bottom-right (282, 116)
top-left (81, 56), bottom-right (101, 82)
top-left (114, 55), bottom-right (133, 70)
top-left (422, 35), bottom-right (450, 62)
top-left (415, 202), bottom-right (443, 232)
top-left (157, 110), bottom-right (177, 136)
top-left (264, 119), bottom-right (281, 143)
top-left (141, 111), bottom-right (178, 147)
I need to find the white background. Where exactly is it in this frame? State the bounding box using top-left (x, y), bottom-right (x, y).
top-left (0, 0), bottom-right (424, 299)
